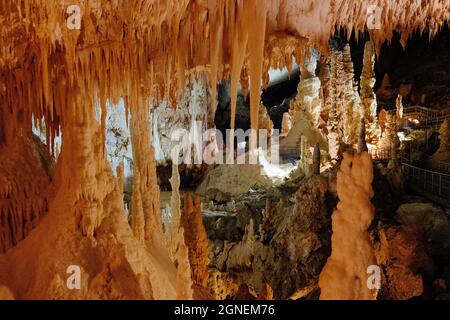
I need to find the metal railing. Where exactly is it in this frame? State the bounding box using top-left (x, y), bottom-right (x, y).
top-left (403, 164), bottom-right (450, 203)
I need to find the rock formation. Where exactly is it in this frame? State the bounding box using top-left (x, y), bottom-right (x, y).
top-left (327, 49), bottom-right (345, 159)
top-left (360, 41), bottom-right (381, 146)
top-left (281, 51), bottom-right (327, 154)
top-left (281, 112), bottom-right (292, 136)
top-left (165, 163), bottom-right (182, 260)
top-left (375, 225), bottom-right (433, 300)
top-left (342, 44), bottom-right (361, 146)
top-left (0, 0), bottom-right (449, 302)
top-left (319, 152), bottom-right (377, 300)
top-left (176, 227), bottom-right (194, 300)
top-left (181, 194), bottom-right (210, 289)
top-left (258, 103), bottom-right (274, 137)
top-left (396, 95), bottom-right (404, 129)
top-left (433, 119), bottom-right (450, 161)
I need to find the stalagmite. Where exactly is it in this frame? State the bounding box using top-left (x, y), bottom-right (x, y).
top-left (327, 49), bottom-right (345, 159)
top-left (281, 112), bottom-right (292, 137)
top-left (396, 95), bottom-right (404, 129)
top-left (342, 44), bottom-right (361, 145)
top-left (319, 152), bottom-right (377, 300)
top-left (318, 59), bottom-right (332, 131)
top-left (300, 136), bottom-right (312, 177)
top-left (130, 103), bottom-right (163, 247)
top-left (116, 163), bottom-right (124, 201)
top-left (360, 41), bottom-right (381, 145)
top-left (131, 170), bottom-right (145, 242)
top-left (357, 118), bottom-right (369, 153)
top-left (313, 143), bottom-right (321, 175)
top-left (166, 162), bottom-right (182, 261)
top-left (181, 194), bottom-right (210, 288)
top-left (176, 227), bottom-right (194, 300)
top-left (282, 51), bottom-right (327, 156)
top-left (258, 103), bottom-right (274, 137)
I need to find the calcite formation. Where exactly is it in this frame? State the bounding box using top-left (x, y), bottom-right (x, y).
top-left (282, 52), bottom-right (327, 154)
top-left (176, 227), bottom-right (194, 300)
top-left (181, 194), bottom-right (210, 289)
top-left (342, 44), bottom-right (361, 146)
top-left (360, 41), bottom-right (381, 146)
top-left (319, 152), bottom-right (377, 300)
top-left (166, 163), bottom-right (182, 261)
top-left (0, 0), bottom-right (449, 301)
top-left (327, 49), bottom-right (345, 159)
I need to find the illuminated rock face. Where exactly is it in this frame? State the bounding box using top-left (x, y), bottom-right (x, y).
top-left (319, 152), bottom-right (377, 300)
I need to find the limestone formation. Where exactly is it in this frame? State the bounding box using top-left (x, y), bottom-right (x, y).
top-left (357, 118), bottom-right (369, 153)
top-left (342, 44), bottom-right (361, 145)
top-left (319, 152), bottom-right (377, 300)
top-left (360, 41), bottom-right (381, 146)
top-left (396, 95), bottom-right (404, 129)
top-left (176, 227), bottom-right (194, 300)
top-left (313, 144), bottom-right (321, 175)
top-left (258, 103), bottom-right (274, 137)
top-left (0, 0), bottom-right (449, 302)
top-left (281, 112), bottom-right (292, 136)
top-left (281, 51), bottom-right (327, 154)
top-left (166, 163), bottom-right (182, 261)
top-left (181, 194), bottom-right (210, 288)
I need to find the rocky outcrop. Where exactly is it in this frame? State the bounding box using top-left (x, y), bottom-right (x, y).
top-left (395, 203), bottom-right (450, 260)
top-left (375, 225), bottom-right (433, 300)
top-left (207, 175), bottom-right (334, 299)
top-left (433, 119), bottom-right (450, 161)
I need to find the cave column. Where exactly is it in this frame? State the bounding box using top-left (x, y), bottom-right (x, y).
top-left (129, 102), bottom-right (163, 248)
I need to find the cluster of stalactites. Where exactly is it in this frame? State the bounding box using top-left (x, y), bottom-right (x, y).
top-left (2, 0), bottom-right (448, 155)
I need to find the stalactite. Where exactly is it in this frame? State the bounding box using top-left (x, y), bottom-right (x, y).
top-left (176, 227), bottom-right (194, 300)
top-left (180, 193), bottom-right (210, 289)
top-left (319, 152), bottom-right (377, 300)
top-left (360, 41), bottom-right (381, 146)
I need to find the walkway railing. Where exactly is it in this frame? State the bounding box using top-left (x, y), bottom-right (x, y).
top-left (403, 164), bottom-right (450, 205)
top-left (375, 105), bottom-right (450, 205)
